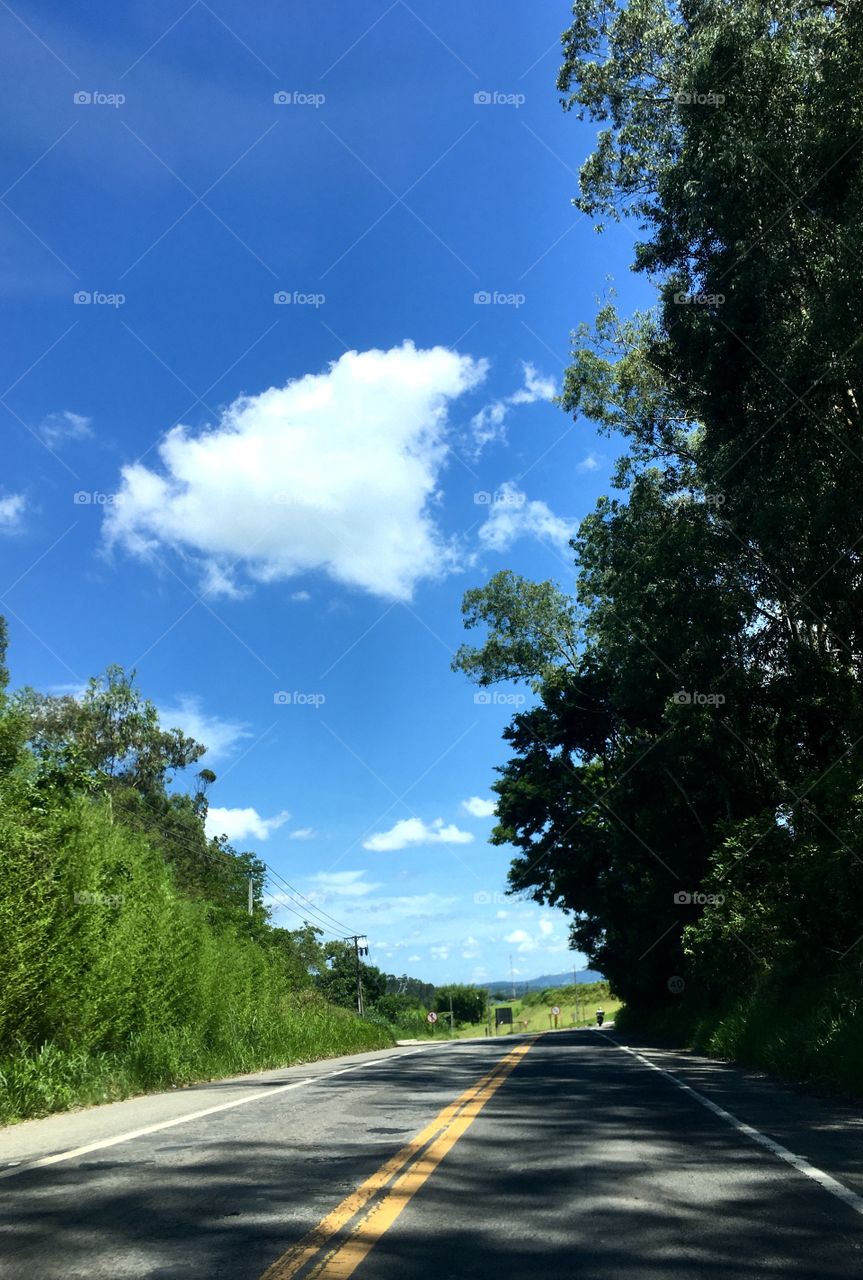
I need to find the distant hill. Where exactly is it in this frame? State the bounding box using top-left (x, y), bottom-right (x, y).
top-left (478, 969), bottom-right (604, 995)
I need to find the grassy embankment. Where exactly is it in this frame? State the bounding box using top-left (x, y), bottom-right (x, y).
top-left (0, 799), bottom-right (393, 1125)
top-left (615, 979), bottom-right (863, 1096)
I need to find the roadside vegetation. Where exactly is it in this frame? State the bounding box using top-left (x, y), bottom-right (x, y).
top-left (0, 642), bottom-right (598, 1125)
top-left (0, 641), bottom-right (394, 1125)
top-left (453, 3), bottom-right (863, 1093)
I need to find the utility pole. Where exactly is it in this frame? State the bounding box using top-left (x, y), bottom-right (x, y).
top-left (248, 873), bottom-right (254, 917)
top-left (510, 954), bottom-right (515, 1000)
top-left (345, 935), bottom-right (369, 1017)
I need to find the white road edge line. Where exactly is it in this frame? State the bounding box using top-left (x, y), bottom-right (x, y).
top-left (0, 1047), bottom-right (430, 1180)
top-left (596, 1031), bottom-right (863, 1217)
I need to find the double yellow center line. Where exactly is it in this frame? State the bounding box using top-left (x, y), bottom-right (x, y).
top-left (260, 1039), bottom-right (537, 1280)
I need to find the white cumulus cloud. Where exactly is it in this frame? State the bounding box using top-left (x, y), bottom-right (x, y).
top-left (39, 410), bottom-right (92, 447)
top-left (470, 362), bottom-right (555, 454)
top-left (479, 481), bottom-right (577, 554)
top-left (0, 494), bottom-right (25, 531)
top-left (309, 870), bottom-right (381, 897)
top-left (205, 806), bottom-right (290, 843)
top-left (104, 342), bottom-right (488, 601)
top-left (363, 817), bottom-right (474, 852)
top-left (158, 695), bottom-right (251, 761)
top-left (461, 796), bottom-right (497, 818)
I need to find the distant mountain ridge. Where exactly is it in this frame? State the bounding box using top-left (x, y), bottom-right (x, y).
top-left (478, 968), bottom-right (604, 994)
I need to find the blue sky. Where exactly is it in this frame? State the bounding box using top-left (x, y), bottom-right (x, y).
top-left (0, 1), bottom-right (651, 986)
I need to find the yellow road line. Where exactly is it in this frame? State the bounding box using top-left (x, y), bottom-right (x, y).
top-left (259, 1041), bottom-right (536, 1280)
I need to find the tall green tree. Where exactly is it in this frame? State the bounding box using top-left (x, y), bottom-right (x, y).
top-left (455, 2), bottom-right (863, 1016)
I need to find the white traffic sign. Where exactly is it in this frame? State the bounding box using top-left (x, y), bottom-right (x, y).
top-left (427, 1011), bottom-right (438, 1024)
top-left (551, 1005), bottom-right (560, 1016)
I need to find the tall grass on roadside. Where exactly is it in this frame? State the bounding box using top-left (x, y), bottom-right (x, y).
top-left (0, 796), bottom-right (391, 1124)
top-left (614, 976), bottom-right (863, 1096)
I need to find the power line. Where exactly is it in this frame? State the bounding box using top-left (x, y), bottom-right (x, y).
top-left (262, 874), bottom-right (348, 939)
top-left (261, 870), bottom-right (356, 938)
top-left (265, 887), bottom-right (344, 937)
top-left (143, 820), bottom-right (361, 938)
top-left (259, 860), bottom-right (355, 935)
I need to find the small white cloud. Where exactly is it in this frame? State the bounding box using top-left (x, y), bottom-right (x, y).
top-left (577, 451), bottom-right (601, 473)
top-left (104, 342), bottom-right (488, 602)
top-left (470, 400), bottom-right (508, 454)
top-left (495, 910), bottom-right (509, 919)
top-left (310, 870), bottom-right (381, 897)
top-left (291, 591), bottom-right (311, 602)
top-left (408, 953), bottom-right (422, 963)
top-left (470, 363), bottom-right (555, 455)
top-left (363, 817), bottom-right (475, 852)
top-left (205, 806), bottom-right (290, 843)
top-left (504, 918), bottom-right (564, 953)
top-left (158, 695), bottom-right (251, 761)
top-left (430, 944), bottom-right (450, 961)
top-left (0, 494), bottom-right (26, 531)
top-left (479, 481), bottom-right (577, 554)
top-left (289, 827), bottom-right (317, 840)
top-left (509, 365), bottom-right (556, 406)
top-left (39, 410), bottom-right (92, 447)
top-left (358, 892), bottom-right (458, 925)
top-left (461, 796), bottom-right (497, 818)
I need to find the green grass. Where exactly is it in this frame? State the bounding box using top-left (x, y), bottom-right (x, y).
top-left (0, 797), bottom-right (395, 1126)
top-left (0, 993), bottom-right (393, 1125)
top-left (614, 976), bottom-right (863, 1096)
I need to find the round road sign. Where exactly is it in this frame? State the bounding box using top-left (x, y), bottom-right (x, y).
top-left (551, 1005), bottom-right (561, 1016)
top-left (427, 1011), bottom-right (438, 1023)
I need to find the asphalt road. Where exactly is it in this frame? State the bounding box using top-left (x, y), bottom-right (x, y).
top-left (1, 1029), bottom-right (862, 1278)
